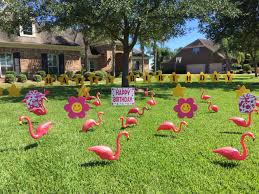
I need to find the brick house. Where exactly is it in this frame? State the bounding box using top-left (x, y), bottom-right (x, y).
top-left (88, 42), bottom-right (149, 75)
top-left (162, 39), bottom-right (226, 74)
top-left (0, 22), bottom-right (149, 78)
top-left (0, 23), bottom-right (82, 77)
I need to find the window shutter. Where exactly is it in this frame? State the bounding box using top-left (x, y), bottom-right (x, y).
top-left (59, 54), bottom-right (65, 74)
top-left (13, 52), bottom-right (21, 73)
top-left (41, 53), bottom-right (48, 73)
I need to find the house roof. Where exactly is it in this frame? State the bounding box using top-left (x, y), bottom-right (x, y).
top-left (0, 29), bottom-right (82, 47)
top-left (132, 48), bottom-right (149, 58)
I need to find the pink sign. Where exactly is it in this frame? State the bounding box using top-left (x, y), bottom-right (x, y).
top-left (238, 93), bottom-right (256, 113)
top-left (111, 88), bottom-right (135, 106)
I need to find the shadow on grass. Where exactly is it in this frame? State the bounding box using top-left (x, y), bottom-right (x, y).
top-left (24, 142), bottom-right (38, 151)
top-left (220, 131), bottom-right (243, 135)
top-left (212, 160), bottom-right (239, 168)
top-left (154, 134), bottom-right (176, 139)
top-left (80, 161), bottom-right (112, 167)
top-left (0, 147), bottom-right (18, 152)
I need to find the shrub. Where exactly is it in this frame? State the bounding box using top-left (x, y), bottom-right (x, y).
top-left (133, 70), bottom-right (143, 78)
top-left (84, 71), bottom-right (94, 81)
top-left (5, 71), bottom-right (15, 76)
top-left (52, 74), bottom-right (57, 81)
top-left (17, 74), bottom-right (27, 83)
top-left (94, 70), bottom-right (107, 81)
top-left (243, 64), bottom-right (251, 72)
top-left (231, 63), bottom-right (242, 70)
top-left (33, 74), bottom-right (42, 82)
top-left (66, 71), bottom-right (75, 79)
top-left (75, 70), bottom-right (82, 75)
top-left (37, 70), bottom-right (46, 78)
top-left (5, 74), bottom-right (16, 83)
top-left (149, 72), bottom-right (155, 76)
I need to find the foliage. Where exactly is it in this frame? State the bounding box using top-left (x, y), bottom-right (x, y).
top-left (4, 74), bottom-right (15, 83)
top-left (32, 74), bottom-right (42, 82)
top-left (132, 70), bottom-right (143, 78)
top-left (94, 71), bottom-right (107, 81)
top-left (5, 71), bottom-right (15, 76)
top-left (243, 64), bottom-right (251, 72)
top-left (83, 71), bottom-right (94, 81)
top-left (37, 70), bottom-right (46, 78)
top-left (65, 71), bottom-right (75, 79)
top-left (199, 0), bottom-right (259, 76)
top-left (17, 73), bottom-right (27, 83)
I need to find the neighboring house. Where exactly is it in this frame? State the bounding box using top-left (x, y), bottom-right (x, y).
top-left (88, 42), bottom-right (149, 75)
top-left (162, 39), bottom-right (226, 74)
top-left (0, 23), bottom-right (82, 77)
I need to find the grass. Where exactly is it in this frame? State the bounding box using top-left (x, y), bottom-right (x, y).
top-left (0, 74), bottom-right (259, 193)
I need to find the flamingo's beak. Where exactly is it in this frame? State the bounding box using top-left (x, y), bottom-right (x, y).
top-left (19, 121), bottom-right (23, 125)
top-left (253, 138), bottom-right (255, 141)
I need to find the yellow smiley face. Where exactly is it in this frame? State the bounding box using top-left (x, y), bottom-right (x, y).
top-left (72, 102), bottom-right (82, 113)
top-left (180, 103), bottom-right (191, 113)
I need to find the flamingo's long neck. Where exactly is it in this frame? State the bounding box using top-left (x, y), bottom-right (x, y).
top-left (96, 94), bottom-right (101, 103)
top-left (172, 122), bottom-right (185, 133)
top-left (139, 107), bottom-right (146, 115)
top-left (22, 117), bottom-right (38, 139)
top-left (120, 117), bottom-right (127, 128)
top-left (208, 102), bottom-right (212, 111)
top-left (245, 112), bottom-right (252, 127)
top-left (42, 99), bottom-right (47, 112)
top-left (111, 133), bottom-right (124, 160)
top-left (239, 134), bottom-right (248, 160)
top-left (96, 113), bottom-right (102, 126)
top-left (201, 90), bottom-right (204, 98)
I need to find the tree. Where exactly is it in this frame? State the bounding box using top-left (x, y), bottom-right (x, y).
top-left (199, 0), bottom-right (259, 76)
top-left (236, 52), bottom-right (245, 68)
top-left (7, 0), bottom-right (189, 87)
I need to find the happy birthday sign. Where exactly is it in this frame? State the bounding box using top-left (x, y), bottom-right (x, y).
top-left (111, 88), bottom-right (135, 106)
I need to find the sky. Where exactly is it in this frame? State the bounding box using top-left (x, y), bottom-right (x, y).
top-left (164, 19), bottom-right (206, 50)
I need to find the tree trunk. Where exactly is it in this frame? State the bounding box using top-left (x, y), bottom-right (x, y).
top-left (141, 43), bottom-right (144, 73)
top-left (83, 36), bottom-right (89, 71)
top-left (112, 40), bottom-right (116, 76)
top-left (122, 42), bottom-right (130, 87)
top-left (225, 53), bottom-right (231, 72)
top-left (153, 43), bottom-right (157, 72)
top-left (252, 49), bottom-right (258, 77)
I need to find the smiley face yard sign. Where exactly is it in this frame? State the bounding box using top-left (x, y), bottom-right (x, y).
top-left (111, 88), bottom-right (135, 106)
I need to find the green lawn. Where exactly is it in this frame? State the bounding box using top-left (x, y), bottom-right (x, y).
top-left (0, 75), bottom-right (259, 193)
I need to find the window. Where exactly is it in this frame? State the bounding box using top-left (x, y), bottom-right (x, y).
top-left (134, 61), bottom-right (140, 70)
top-left (89, 61), bottom-right (95, 72)
top-left (0, 53), bottom-right (13, 76)
top-left (47, 54), bottom-right (59, 74)
top-left (192, 47), bottom-right (200, 55)
top-left (20, 23), bottom-right (36, 37)
top-left (175, 57), bottom-right (182, 63)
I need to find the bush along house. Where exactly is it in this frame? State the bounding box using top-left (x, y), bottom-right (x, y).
top-left (0, 23), bottom-right (82, 78)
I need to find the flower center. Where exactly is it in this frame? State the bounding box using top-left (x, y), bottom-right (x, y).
top-left (72, 102), bottom-right (82, 113)
top-left (180, 103), bottom-right (191, 113)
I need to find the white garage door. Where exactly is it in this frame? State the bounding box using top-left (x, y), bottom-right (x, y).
top-left (187, 64), bottom-right (205, 74)
top-left (209, 63), bottom-right (222, 73)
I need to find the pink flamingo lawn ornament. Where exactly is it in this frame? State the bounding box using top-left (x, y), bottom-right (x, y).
top-left (200, 89), bottom-right (211, 101)
top-left (144, 88), bottom-right (149, 97)
top-left (127, 106), bottom-right (149, 116)
top-left (146, 90), bottom-right (157, 107)
top-left (254, 100), bottom-right (259, 114)
top-left (92, 92), bottom-right (101, 107)
top-left (213, 132), bottom-right (255, 160)
top-left (82, 112), bottom-right (104, 132)
top-left (208, 101), bottom-right (218, 113)
top-left (29, 97), bottom-right (48, 116)
top-left (119, 116), bottom-right (137, 129)
top-left (157, 121), bottom-right (188, 133)
top-left (88, 131), bottom-right (129, 161)
top-left (229, 111), bottom-right (252, 128)
top-left (19, 116), bottom-right (52, 139)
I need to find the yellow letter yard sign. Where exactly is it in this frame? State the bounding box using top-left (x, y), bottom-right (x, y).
top-left (185, 72), bottom-right (192, 83)
top-left (168, 72), bottom-right (179, 83)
